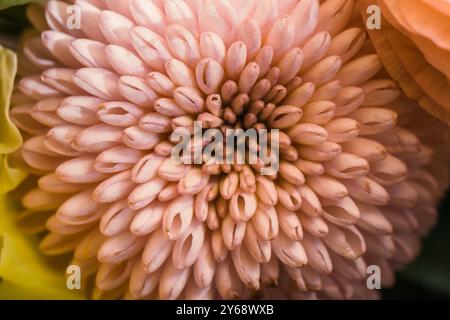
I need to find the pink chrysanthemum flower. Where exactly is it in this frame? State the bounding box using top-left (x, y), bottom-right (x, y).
top-left (9, 0), bottom-right (450, 299)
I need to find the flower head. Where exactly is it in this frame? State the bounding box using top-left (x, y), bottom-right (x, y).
top-left (8, 0), bottom-right (450, 299)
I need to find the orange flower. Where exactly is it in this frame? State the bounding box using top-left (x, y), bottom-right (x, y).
top-left (362, 0), bottom-right (450, 125)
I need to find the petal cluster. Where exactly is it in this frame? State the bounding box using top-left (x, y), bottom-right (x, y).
top-left (8, 0), bottom-right (450, 300)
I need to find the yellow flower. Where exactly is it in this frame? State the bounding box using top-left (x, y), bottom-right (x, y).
top-left (0, 45), bottom-right (83, 299)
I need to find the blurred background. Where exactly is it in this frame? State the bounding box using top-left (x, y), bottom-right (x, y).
top-left (1, 4), bottom-right (449, 300)
top-left (382, 191), bottom-right (450, 300)
top-left (0, 4), bottom-right (28, 49)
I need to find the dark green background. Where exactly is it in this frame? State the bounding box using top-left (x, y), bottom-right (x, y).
top-left (382, 190), bottom-right (450, 300)
top-left (0, 4), bottom-right (29, 34)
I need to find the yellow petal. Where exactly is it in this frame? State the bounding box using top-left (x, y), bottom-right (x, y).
top-left (0, 46), bottom-right (83, 299)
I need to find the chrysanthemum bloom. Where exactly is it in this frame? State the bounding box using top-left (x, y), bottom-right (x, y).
top-left (362, 0), bottom-right (450, 125)
top-left (8, 0), bottom-right (450, 299)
